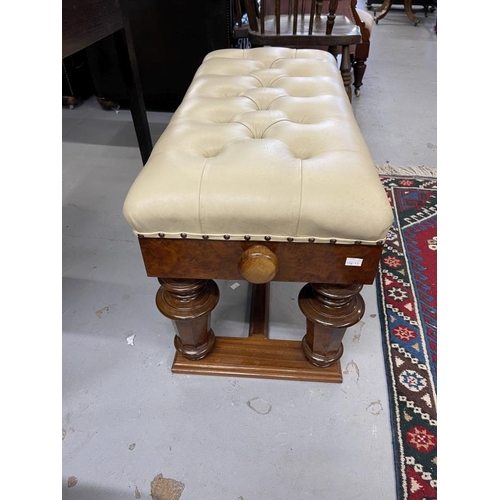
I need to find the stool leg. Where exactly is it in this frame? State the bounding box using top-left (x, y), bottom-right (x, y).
top-left (156, 278), bottom-right (219, 360)
top-left (298, 283), bottom-right (365, 367)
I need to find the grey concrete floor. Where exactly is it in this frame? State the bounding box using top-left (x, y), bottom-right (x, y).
top-left (62, 3), bottom-right (437, 499)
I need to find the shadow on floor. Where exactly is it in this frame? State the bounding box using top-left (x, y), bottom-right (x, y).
top-left (62, 480), bottom-right (145, 500)
top-left (63, 117), bottom-right (168, 149)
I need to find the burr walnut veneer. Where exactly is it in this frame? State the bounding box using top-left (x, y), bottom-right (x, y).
top-left (123, 47), bottom-right (393, 382)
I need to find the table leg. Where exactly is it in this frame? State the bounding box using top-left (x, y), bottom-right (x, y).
top-left (404, 0), bottom-right (420, 25)
top-left (374, 0), bottom-right (392, 23)
top-left (374, 0), bottom-right (391, 14)
top-left (113, 28), bottom-right (153, 165)
top-left (375, 0), bottom-right (420, 25)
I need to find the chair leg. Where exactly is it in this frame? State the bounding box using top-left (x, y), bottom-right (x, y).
top-left (353, 41), bottom-right (370, 97)
top-left (353, 57), bottom-right (367, 97)
top-left (339, 45), bottom-right (353, 102)
top-left (156, 278), bottom-right (219, 360)
top-left (298, 283), bottom-right (365, 367)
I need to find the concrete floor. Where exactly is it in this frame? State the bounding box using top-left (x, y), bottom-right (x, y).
top-left (62, 3), bottom-right (437, 499)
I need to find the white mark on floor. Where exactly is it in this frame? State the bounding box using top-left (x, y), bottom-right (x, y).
top-left (352, 320), bottom-right (365, 343)
top-left (230, 282), bottom-right (240, 290)
top-left (366, 400), bottom-right (383, 415)
top-left (371, 424), bottom-right (378, 450)
top-left (343, 360), bottom-right (360, 383)
top-left (247, 397), bottom-right (272, 415)
top-left (95, 306), bottom-right (109, 318)
top-left (126, 333), bottom-right (136, 346)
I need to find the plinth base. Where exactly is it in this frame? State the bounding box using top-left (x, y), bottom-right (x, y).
top-left (172, 334), bottom-right (342, 383)
top-left (170, 283), bottom-right (343, 383)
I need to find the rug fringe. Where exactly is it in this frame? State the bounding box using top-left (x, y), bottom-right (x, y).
top-left (376, 163), bottom-right (437, 177)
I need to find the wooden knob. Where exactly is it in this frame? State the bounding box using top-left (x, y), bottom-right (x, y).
top-left (238, 245), bottom-right (279, 284)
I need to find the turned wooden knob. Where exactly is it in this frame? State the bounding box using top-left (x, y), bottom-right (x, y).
top-left (238, 245), bottom-right (279, 284)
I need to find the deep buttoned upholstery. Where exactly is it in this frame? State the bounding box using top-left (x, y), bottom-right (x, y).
top-left (123, 47), bottom-right (393, 245)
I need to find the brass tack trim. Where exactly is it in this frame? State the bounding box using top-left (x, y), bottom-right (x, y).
top-left (264, 235), bottom-right (271, 241)
top-left (158, 232), bottom-right (165, 238)
top-left (223, 234), bottom-right (230, 240)
top-left (330, 239), bottom-right (337, 244)
top-left (202, 235), bottom-right (209, 239)
top-left (308, 237), bottom-right (315, 243)
top-left (180, 233), bottom-right (187, 239)
top-left (138, 234), bottom-right (144, 239)
top-left (287, 237), bottom-right (294, 242)
top-left (244, 235), bottom-right (251, 241)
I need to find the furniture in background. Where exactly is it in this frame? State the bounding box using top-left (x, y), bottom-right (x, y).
top-left (233, 1), bottom-right (371, 97)
top-left (82, 0), bottom-right (231, 113)
top-left (62, 51), bottom-right (95, 109)
top-left (366, 0), bottom-right (436, 25)
top-left (317, 0), bottom-right (373, 96)
top-left (62, 0), bottom-right (152, 164)
top-left (366, 0), bottom-right (436, 16)
top-left (241, 0), bottom-right (361, 100)
top-left (122, 47), bottom-right (394, 382)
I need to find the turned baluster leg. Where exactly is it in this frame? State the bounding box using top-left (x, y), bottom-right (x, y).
top-left (340, 45), bottom-right (353, 102)
top-left (156, 278), bottom-right (219, 360)
top-left (353, 58), bottom-right (366, 97)
top-left (298, 283), bottom-right (365, 367)
top-left (353, 42), bottom-right (369, 97)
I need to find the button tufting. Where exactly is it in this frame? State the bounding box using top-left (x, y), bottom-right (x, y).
top-left (122, 48), bottom-right (395, 246)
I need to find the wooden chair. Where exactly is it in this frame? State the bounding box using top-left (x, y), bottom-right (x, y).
top-left (241, 0), bottom-right (361, 100)
top-left (326, 0), bottom-right (373, 96)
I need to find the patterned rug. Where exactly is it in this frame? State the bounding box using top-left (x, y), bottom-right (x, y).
top-left (376, 169), bottom-right (437, 500)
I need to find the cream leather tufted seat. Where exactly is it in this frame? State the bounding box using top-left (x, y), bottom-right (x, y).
top-left (123, 47), bottom-right (393, 246)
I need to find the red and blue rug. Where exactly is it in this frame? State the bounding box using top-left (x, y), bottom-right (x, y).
top-left (376, 172), bottom-right (437, 500)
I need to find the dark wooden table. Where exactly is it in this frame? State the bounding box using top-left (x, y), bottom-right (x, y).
top-left (62, 0), bottom-right (152, 164)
